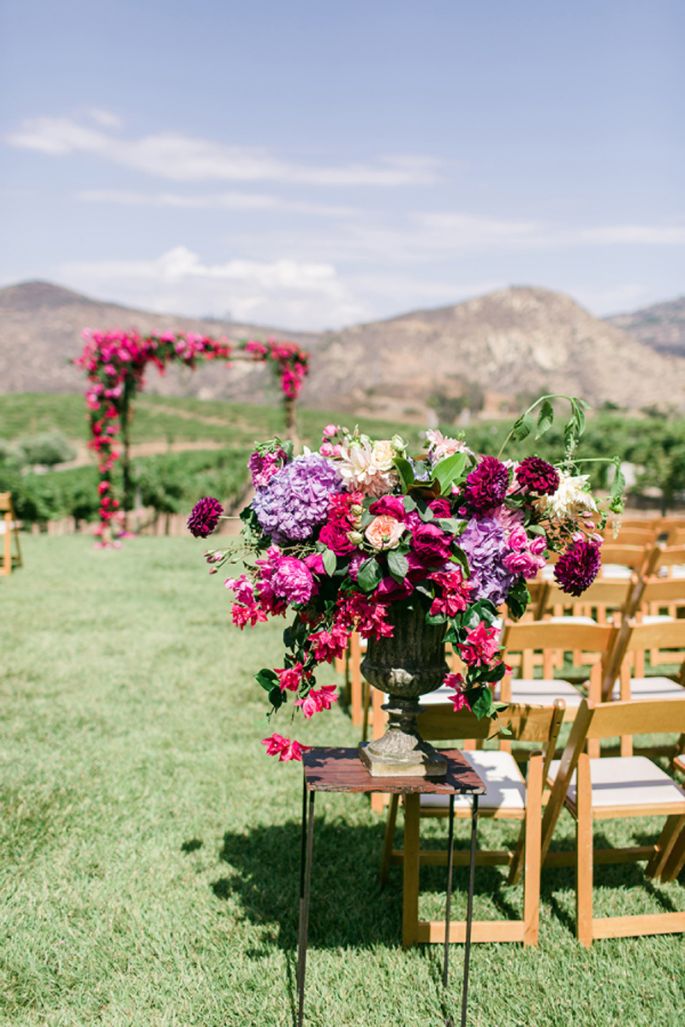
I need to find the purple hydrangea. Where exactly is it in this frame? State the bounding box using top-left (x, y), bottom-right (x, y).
top-left (252, 453), bottom-right (342, 543)
top-left (554, 539), bottom-right (601, 596)
top-left (459, 516), bottom-right (516, 606)
top-left (187, 496), bottom-right (224, 538)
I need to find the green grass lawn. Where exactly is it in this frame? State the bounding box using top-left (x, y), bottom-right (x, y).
top-left (1, 537), bottom-right (684, 1027)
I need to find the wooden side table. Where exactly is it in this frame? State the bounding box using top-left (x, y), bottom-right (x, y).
top-left (297, 747), bottom-right (486, 1027)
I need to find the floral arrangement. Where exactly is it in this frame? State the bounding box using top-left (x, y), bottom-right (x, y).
top-left (190, 396), bottom-right (623, 762)
top-left (75, 330), bottom-right (309, 542)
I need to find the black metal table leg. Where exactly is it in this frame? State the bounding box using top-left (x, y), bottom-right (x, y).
top-left (460, 795), bottom-right (478, 1027)
top-left (296, 781), bottom-right (315, 1027)
top-left (442, 793), bottom-right (456, 988)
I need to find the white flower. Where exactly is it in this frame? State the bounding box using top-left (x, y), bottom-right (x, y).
top-left (338, 439), bottom-right (399, 497)
top-left (545, 471), bottom-right (597, 520)
top-left (372, 440), bottom-right (394, 471)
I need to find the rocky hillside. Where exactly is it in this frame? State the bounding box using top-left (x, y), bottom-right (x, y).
top-left (1, 280), bottom-right (684, 417)
top-left (607, 296), bottom-right (685, 358)
top-left (310, 286), bottom-right (685, 419)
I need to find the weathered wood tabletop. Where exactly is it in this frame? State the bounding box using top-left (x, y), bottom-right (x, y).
top-left (302, 747), bottom-right (486, 795)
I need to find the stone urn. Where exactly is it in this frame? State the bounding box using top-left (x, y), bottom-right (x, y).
top-left (359, 602), bottom-right (449, 777)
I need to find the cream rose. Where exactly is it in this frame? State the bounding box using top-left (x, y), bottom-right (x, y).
top-left (371, 440), bottom-right (394, 472)
top-left (365, 515), bottom-right (406, 551)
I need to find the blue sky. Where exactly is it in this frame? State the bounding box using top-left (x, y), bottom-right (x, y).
top-left (1, 0), bottom-right (683, 329)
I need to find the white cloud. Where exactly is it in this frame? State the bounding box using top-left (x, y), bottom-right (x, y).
top-left (574, 225), bottom-right (685, 245)
top-left (7, 115), bottom-right (440, 186)
top-left (58, 246), bottom-right (368, 329)
top-left (76, 188), bottom-right (357, 218)
top-left (86, 108), bottom-right (123, 129)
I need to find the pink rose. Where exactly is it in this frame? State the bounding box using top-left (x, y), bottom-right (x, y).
top-left (411, 522), bottom-right (453, 565)
top-left (429, 498), bottom-right (452, 519)
top-left (369, 495), bottom-right (406, 520)
top-left (319, 521), bottom-right (356, 556)
top-left (365, 515), bottom-right (406, 551)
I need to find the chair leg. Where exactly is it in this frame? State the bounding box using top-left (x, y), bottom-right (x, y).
top-left (402, 794), bottom-right (420, 947)
top-left (646, 814), bottom-right (685, 879)
top-left (507, 825), bottom-right (525, 886)
top-left (523, 754), bottom-right (542, 946)
top-left (380, 794), bottom-right (399, 887)
top-left (661, 827), bottom-right (685, 882)
top-left (575, 753), bottom-right (593, 947)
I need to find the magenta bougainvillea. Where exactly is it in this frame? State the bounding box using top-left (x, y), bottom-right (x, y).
top-left (75, 330), bottom-right (309, 542)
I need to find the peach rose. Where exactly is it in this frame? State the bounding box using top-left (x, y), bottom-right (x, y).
top-left (365, 515), bottom-right (406, 551)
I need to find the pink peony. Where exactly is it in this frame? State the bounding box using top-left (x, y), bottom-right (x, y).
top-left (270, 556), bottom-right (315, 605)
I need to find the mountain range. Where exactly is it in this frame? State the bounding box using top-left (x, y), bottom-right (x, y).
top-left (0, 279), bottom-right (683, 419)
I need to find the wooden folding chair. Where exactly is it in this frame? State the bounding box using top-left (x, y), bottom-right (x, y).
top-left (645, 543), bottom-right (685, 579)
top-left (0, 492), bottom-right (22, 576)
top-left (600, 542), bottom-right (654, 581)
top-left (541, 698), bottom-right (685, 945)
top-left (602, 525), bottom-right (658, 547)
top-left (535, 577), bottom-right (637, 625)
top-left (382, 700), bottom-right (565, 947)
top-left (500, 620), bottom-right (619, 731)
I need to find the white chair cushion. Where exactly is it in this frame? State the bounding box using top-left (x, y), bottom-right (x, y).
top-left (548, 756), bottom-right (685, 810)
top-left (601, 564), bottom-right (633, 579)
top-left (610, 676), bottom-right (685, 701)
top-left (421, 750), bottom-right (526, 812)
top-left (641, 614), bottom-right (674, 624)
top-left (508, 678), bottom-right (584, 707)
top-left (419, 685), bottom-right (458, 706)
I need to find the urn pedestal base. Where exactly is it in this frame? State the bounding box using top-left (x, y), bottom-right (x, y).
top-left (358, 696), bottom-right (448, 777)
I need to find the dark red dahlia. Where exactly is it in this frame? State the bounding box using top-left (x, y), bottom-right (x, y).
top-left (553, 539), bottom-right (601, 596)
top-left (463, 456), bottom-right (509, 513)
top-left (516, 456), bottom-right (560, 495)
top-left (187, 496), bottom-right (224, 538)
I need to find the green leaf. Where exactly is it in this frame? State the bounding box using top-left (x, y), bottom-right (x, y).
top-left (357, 557), bottom-right (382, 593)
top-left (610, 460), bottom-right (626, 514)
top-left (506, 577), bottom-right (531, 620)
top-left (387, 549), bottom-right (409, 582)
top-left (268, 685), bottom-right (284, 710)
top-left (402, 495), bottom-right (417, 512)
top-left (571, 397), bottom-right (587, 438)
top-left (432, 452), bottom-right (468, 495)
top-left (535, 398), bottom-right (554, 439)
top-left (437, 517), bottom-right (467, 535)
top-left (394, 457), bottom-right (415, 492)
top-left (511, 415), bottom-right (533, 442)
top-left (321, 547), bottom-right (337, 576)
top-left (469, 687), bottom-right (495, 719)
top-left (256, 668), bottom-right (278, 691)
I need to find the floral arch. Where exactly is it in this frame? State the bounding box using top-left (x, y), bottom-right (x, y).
top-left (75, 330), bottom-right (309, 541)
